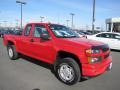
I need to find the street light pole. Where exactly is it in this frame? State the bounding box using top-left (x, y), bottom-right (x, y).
top-left (66, 20), bottom-right (70, 27)
top-left (15, 19), bottom-right (19, 28)
top-left (21, 3), bottom-right (22, 29)
top-left (0, 11), bottom-right (1, 28)
top-left (70, 13), bottom-right (75, 29)
top-left (0, 23), bottom-right (2, 27)
top-left (92, 0), bottom-right (96, 33)
top-left (40, 16), bottom-right (44, 23)
top-left (16, 0), bottom-right (26, 29)
top-left (3, 21), bottom-right (7, 28)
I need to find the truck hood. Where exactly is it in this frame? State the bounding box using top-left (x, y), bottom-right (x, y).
top-left (59, 38), bottom-right (105, 47)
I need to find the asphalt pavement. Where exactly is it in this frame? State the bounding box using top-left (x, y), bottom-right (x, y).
top-left (0, 38), bottom-right (120, 90)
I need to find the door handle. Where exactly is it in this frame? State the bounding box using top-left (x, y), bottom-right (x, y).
top-left (30, 39), bottom-right (34, 42)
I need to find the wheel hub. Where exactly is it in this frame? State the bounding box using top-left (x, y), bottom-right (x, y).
top-left (59, 64), bottom-right (74, 81)
top-left (8, 48), bottom-right (13, 58)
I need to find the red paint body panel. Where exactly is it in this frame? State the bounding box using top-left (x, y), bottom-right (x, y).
top-left (3, 23), bottom-right (112, 77)
top-left (82, 57), bottom-right (112, 76)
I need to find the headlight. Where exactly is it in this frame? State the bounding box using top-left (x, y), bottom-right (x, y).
top-left (88, 57), bottom-right (102, 63)
top-left (86, 49), bottom-right (100, 54)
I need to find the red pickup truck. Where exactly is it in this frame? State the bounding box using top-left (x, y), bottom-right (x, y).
top-left (3, 23), bottom-right (112, 85)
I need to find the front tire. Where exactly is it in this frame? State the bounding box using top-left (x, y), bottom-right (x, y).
top-left (55, 58), bottom-right (81, 85)
top-left (7, 45), bottom-right (19, 60)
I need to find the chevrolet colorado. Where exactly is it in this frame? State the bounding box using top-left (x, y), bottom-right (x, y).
top-left (3, 23), bottom-right (112, 85)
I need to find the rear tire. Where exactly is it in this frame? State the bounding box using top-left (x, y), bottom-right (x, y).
top-left (55, 58), bottom-right (81, 85)
top-left (7, 45), bottom-right (19, 60)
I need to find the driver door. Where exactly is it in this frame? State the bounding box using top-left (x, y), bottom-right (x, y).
top-left (30, 24), bottom-right (56, 63)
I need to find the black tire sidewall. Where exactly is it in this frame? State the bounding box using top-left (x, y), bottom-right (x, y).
top-left (56, 58), bottom-right (81, 85)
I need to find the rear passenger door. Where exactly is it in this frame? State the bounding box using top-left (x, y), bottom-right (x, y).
top-left (19, 24), bottom-right (33, 55)
top-left (110, 34), bottom-right (120, 50)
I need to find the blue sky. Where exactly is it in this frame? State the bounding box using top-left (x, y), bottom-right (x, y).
top-left (0, 0), bottom-right (120, 29)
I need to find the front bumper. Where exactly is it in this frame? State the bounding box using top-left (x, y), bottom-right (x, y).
top-left (82, 56), bottom-right (112, 76)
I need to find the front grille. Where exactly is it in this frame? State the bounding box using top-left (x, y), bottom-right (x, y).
top-left (102, 45), bottom-right (109, 52)
top-left (92, 44), bottom-right (110, 60)
top-left (92, 44), bottom-right (109, 52)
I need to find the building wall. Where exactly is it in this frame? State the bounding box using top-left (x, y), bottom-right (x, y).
top-left (106, 17), bottom-right (120, 32)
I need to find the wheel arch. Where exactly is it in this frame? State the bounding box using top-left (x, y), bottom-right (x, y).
top-left (7, 40), bottom-right (15, 45)
top-left (7, 40), bottom-right (18, 51)
top-left (54, 50), bottom-right (82, 75)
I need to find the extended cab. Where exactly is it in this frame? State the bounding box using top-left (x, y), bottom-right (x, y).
top-left (3, 23), bottom-right (112, 85)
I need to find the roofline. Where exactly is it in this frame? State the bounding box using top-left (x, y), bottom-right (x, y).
top-left (26, 22), bottom-right (63, 26)
top-left (95, 31), bottom-right (120, 35)
top-left (26, 22), bottom-right (50, 25)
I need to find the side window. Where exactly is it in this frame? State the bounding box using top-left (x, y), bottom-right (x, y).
top-left (96, 34), bottom-right (102, 37)
top-left (33, 25), bottom-right (49, 38)
top-left (113, 34), bottom-right (120, 39)
top-left (103, 34), bottom-right (110, 38)
top-left (96, 33), bottom-right (111, 38)
top-left (34, 26), bottom-right (41, 37)
top-left (24, 25), bottom-right (32, 36)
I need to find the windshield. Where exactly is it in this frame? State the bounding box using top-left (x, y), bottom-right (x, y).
top-left (50, 24), bottom-right (79, 38)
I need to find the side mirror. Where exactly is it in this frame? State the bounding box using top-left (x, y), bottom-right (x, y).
top-left (40, 33), bottom-right (50, 40)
